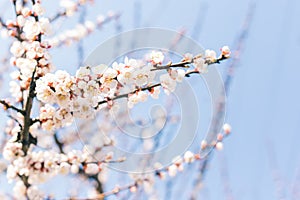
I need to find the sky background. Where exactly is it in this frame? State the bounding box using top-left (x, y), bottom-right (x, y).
top-left (1, 0), bottom-right (300, 199)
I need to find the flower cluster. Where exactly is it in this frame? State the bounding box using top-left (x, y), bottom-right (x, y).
top-left (5, 147), bottom-right (108, 184)
top-left (4, 2), bottom-right (51, 40)
top-left (6, 2), bottom-right (54, 102)
top-left (35, 48), bottom-right (230, 131)
top-left (4, 146), bottom-right (113, 199)
top-left (10, 40), bottom-right (53, 87)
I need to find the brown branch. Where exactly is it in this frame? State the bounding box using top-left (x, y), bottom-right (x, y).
top-left (30, 118), bottom-right (41, 125)
top-left (150, 60), bottom-right (192, 71)
top-left (8, 115), bottom-right (23, 130)
top-left (0, 17), bottom-right (7, 29)
top-left (20, 66), bottom-right (37, 154)
top-left (53, 132), bottom-right (64, 154)
top-left (0, 100), bottom-right (25, 115)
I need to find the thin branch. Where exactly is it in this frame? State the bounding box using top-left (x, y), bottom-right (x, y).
top-left (50, 11), bottom-right (67, 22)
top-left (8, 115), bottom-right (23, 130)
top-left (53, 132), bottom-right (64, 154)
top-left (0, 100), bottom-right (25, 115)
top-left (0, 17), bottom-right (7, 29)
top-left (150, 60), bottom-right (191, 71)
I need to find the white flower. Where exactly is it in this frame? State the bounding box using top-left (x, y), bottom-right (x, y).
top-left (16, 15), bottom-right (26, 27)
top-left (97, 15), bottom-right (105, 24)
top-left (59, 162), bottom-right (70, 175)
top-left (168, 164), bottom-right (177, 177)
top-left (54, 108), bottom-right (73, 126)
top-left (223, 123), bottom-right (231, 134)
top-left (150, 51), bottom-right (164, 65)
top-left (60, 0), bottom-right (77, 16)
top-left (39, 18), bottom-right (52, 35)
top-left (183, 53), bottom-right (193, 62)
top-left (70, 164), bottom-right (79, 174)
top-left (100, 68), bottom-right (118, 83)
top-left (132, 68), bottom-right (153, 87)
top-left (3, 142), bottom-right (24, 161)
top-left (55, 92), bottom-right (71, 107)
top-left (32, 3), bottom-right (45, 16)
top-left (7, 164), bottom-right (17, 182)
top-left (23, 19), bottom-right (41, 40)
top-left (27, 186), bottom-right (44, 200)
top-left (176, 69), bottom-right (186, 82)
top-left (10, 41), bottom-right (25, 57)
top-left (160, 74), bottom-right (176, 95)
top-left (16, 58), bottom-right (37, 78)
top-left (21, 7), bottom-right (31, 17)
top-left (26, 50), bottom-right (36, 59)
top-left (13, 181), bottom-right (26, 198)
top-left (39, 104), bottom-right (56, 130)
top-left (201, 140), bottom-right (207, 150)
top-left (205, 49), bottom-right (217, 63)
top-left (216, 142), bottom-right (223, 151)
top-left (221, 46), bottom-right (231, 58)
top-left (169, 69), bottom-right (185, 82)
top-left (183, 151), bottom-right (195, 163)
top-left (128, 91), bottom-right (148, 108)
top-left (9, 81), bottom-right (22, 100)
top-left (85, 163), bottom-right (99, 175)
top-left (36, 75), bottom-right (57, 104)
top-left (193, 57), bottom-right (208, 73)
top-left (76, 66), bottom-right (91, 78)
top-left (117, 65), bottom-right (134, 85)
top-left (91, 64), bottom-right (106, 74)
top-left (85, 20), bottom-right (96, 32)
top-left (150, 87), bottom-right (160, 99)
top-left (124, 57), bottom-right (141, 69)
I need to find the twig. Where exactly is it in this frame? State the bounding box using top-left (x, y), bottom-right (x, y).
top-left (53, 132), bottom-right (64, 154)
top-left (8, 115), bottom-right (23, 130)
top-left (50, 11), bottom-right (67, 22)
top-left (0, 100), bottom-right (25, 115)
top-left (0, 17), bottom-right (7, 29)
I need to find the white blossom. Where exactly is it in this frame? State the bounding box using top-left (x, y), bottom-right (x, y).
top-left (10, 41), bottom-right (25, 57)
top-left (168, 164), bottom-right (177, 177)
top-left (221, 46), bottom-right (231, 58)
top-left (32, 3), bottom-right (45, 16)
top-left (205, 49), bottom-right (217, 62)
top-left (60, 0), bottom-right (77, 16)
top-left (193, 57), bottom-right (208, 73)
top-left (183, 151), bottom-right (195, 163)
top-left (160, 74), bottom-right (177, 95)
top-left (150, 51), bottom-right (164, 65)
top-left (85, 163), bottom-right (99, 175)
top-left (223, 123), bottom-right (232, 134)
top-left (23, 19), bottom-right (41, 40)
